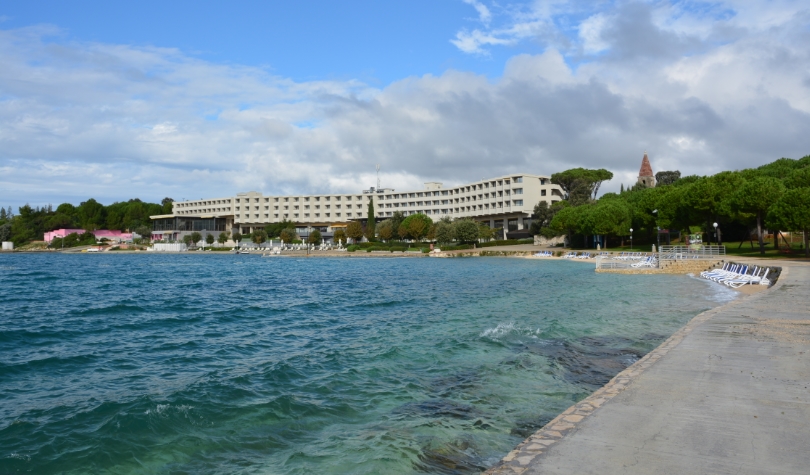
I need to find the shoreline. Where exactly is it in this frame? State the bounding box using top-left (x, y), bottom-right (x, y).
top-left (483, 261), bottom-right (805, 474)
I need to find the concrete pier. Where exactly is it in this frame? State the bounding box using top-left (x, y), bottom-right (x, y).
top-left (486, 262), bottom-right (810, 475)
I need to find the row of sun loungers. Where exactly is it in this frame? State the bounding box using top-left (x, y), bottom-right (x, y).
top-left (534, 251), bottom-right (554, 257)
top-left (700, 263), bottom-right (771, 288)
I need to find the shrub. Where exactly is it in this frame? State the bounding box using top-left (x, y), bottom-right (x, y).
top-left (347, 245), bottom-right (360, 252)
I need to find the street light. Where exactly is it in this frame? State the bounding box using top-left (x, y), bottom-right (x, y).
top-left (652, 209), bottom-right (660, 251)
top-left (630, 228), bottom-right (633, 250)
top-left (713, 222), bottom-right (719, 246)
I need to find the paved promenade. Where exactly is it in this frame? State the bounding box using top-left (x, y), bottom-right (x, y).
top-left (487, 262), bottom-right (810, 475)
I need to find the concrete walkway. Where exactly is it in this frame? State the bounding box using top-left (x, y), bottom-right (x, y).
top-left (486, 263), bottom-right (810, 475)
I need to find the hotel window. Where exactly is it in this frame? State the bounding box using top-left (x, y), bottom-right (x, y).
top-left (305, 213), bottom-right (310, 218)
top-left (541, 190), bottom-right (547, 196)
top-left (336, 213), bottom-right (341, 217)
top-left (513, 188), bottom-right (523, 194)
top-left (315, 213), bottom-right (319, 217)
top-left (505, 180), bottom-right (510, 185)
top-left (514, 200), bottom-right (523, 206)
top-left (514, 177), bottom-right (523, 183)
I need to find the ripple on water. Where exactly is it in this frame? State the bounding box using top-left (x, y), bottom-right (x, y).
top-left (0, 254), bottom-right (738, 474)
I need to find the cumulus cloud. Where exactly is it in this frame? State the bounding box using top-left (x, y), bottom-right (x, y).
top-left (0, 0), bottom-right (809, 209)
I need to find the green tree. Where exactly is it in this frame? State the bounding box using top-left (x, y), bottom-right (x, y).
top-left (551, 168), bottom-right (614, 204)
top-left (390, 211), bottom-right (406, 236)
top-left (232, 232), bottom-right (243, 247)
top-left (366, 198), bottom-right (376, 240)
top-left (134, 225), bottom-right (152, 242)
top-left (478, 223), bottom-right (495, 241)
top-left (161, 197), bottom-right (174, 214)
top-left (265, 219), bottom-right (296, 238)
top-left (182, 234), bottom-right (194, 247)
top-left (77, 198), bottom-right (106, 230)
top-left (434, 218), bottom-right (454, 244)
top-left (333, 228), bottom-right (347, 245)
top-left (588, 199), bottom-right (632, 238)
top-left (217, 232), bottom-right (229, 246)
top-left (346, 221), bottom-right (364, 243)
top-left (400, 213), bottom-right (432, 241)
top-left (453, 219), bottom-right (479, 243)
top-left (206, 233), bottom-right (215, 246)
top-left (783, 167), bottom-right (810, 189)
top-left (655, 170), bottom-right (681, 186)
top-left (279, 228), bottom-right (297, 243)
top-left (767, 187), bottom-right (810, 258)
top-left (252, 229), bottom-right (268, 245)
top-left (190, 231), bottom-right (202, 248)
top-left (0, 223), bottom-right (11, 242)
top-left (729, 177), bottom-right (786, 254)
top-left (377, 219), bottom-right (394, 241)
top-left (308, 229), bottom-right (322, 245)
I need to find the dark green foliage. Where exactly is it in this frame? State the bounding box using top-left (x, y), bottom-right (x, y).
top-left (205, 234), bottom-right (215, 246)
top-left (252, 229), bottom-right (268, 245)
top-left (346, 244), bottom-right (360, 252)
top-left (50, 232), bottom-right (97, 248)
top-left (400, 213), bottom-right (433, 241)
top-left (434, 218), bottom-right (454, 244)
top-left (366, 198), bottom-right (376, 240)
top-left (767, 187), bottom-right (810, 257)
top-left (655, 170), bottom-right (681, 186)
top-left (264, 219), bottom-right (296, 238)
top-left (308, 229), bottom-right (322, 244)
top-left (453, 219), bottom-right (479, 243)
top-left (551, 168), bottom-right (614, 204)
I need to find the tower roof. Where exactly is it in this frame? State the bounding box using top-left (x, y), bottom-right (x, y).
top-left (639, 152), bottom-right (653, 177)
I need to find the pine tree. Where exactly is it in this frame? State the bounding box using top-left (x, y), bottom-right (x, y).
top-left (366, 197), bottom-right (376, 240)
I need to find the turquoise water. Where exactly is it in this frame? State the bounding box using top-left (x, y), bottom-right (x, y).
top-left (0, 254), bottom-right (736, 474)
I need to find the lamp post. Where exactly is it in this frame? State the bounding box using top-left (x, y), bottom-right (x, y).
top-left (630, 228), bottom-right (633, 250)
top-left (713, 222), bottom-right (719, 246)
top-left (652, 209), bottom-right (660, 251)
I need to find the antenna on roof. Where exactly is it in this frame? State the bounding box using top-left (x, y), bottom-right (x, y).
top-left (376, 164), bottom-right (381, 190)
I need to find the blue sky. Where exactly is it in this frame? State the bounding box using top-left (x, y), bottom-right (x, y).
top-left (1, 0), bottom-right (809, 208)
top-left (0, 0), bottom-right (542, 85)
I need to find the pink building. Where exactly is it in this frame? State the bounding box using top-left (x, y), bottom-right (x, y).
top-left (44, 229), bottom-right (134, 243)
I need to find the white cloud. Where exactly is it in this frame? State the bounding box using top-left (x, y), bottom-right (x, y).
top-left (1, 0), bottom-right (810, 209)
top-left (463, 0), bottom-right (493, 25)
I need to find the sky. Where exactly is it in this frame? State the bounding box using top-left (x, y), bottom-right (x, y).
top-left (1, 0), bottom-right (809, 208)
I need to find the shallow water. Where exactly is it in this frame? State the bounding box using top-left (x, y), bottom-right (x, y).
top-left (0, 254), bottom-right (736, 474)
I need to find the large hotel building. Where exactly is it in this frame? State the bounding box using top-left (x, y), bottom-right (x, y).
top-left (150, 173), bottom-right (564, 241)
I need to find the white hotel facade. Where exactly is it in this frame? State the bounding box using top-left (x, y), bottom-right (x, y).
top-left (150, 173), bottom-right (564, 241)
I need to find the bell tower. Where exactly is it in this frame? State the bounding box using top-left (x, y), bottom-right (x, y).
top-left (637, 151), bottom-right (655, 188)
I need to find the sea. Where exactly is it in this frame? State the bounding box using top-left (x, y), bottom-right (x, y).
top-left (0, 254), bottom-right (737, 474)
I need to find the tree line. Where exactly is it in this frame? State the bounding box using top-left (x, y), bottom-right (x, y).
top-left (537, 154), bottom-right (810, 256)
top-left (0, 198), bottom-right (173, 246)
